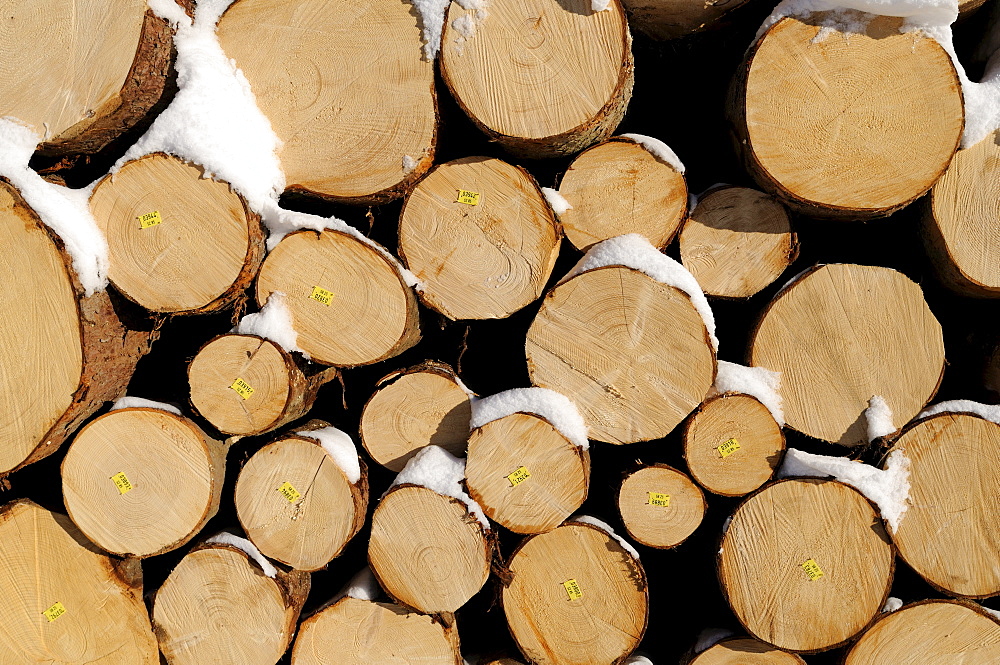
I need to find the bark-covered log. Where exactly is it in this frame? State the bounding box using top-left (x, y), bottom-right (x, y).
top-left (621, 0), bottom-right (754, 40)
top-left (618, 463), bottom-right (705, 548)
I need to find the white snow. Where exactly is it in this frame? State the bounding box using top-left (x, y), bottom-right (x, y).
top-left (865, 395), bottom-right (896, 441)
top-left (233, 291), bottom-right (306, 357)
top-left (983, 605), bottom-right (1000, 621)
top-left (619, 134), bottom-right (685, 173)
top-left (297, 426), bottom-right (362, 484)
top-left (694, 628), bottom-right (735, 653)
top-left (592, 0), bottom-right (612, 10)
top-left (110, 396), bottom-right (183, 416)
top-left (882, 597), bottom-right (904, 612)
top-left (333, 566), bottom-right (381, 603)
top-left (541, 187), bottom-right (573, 215)
top-left (708, 361), bottom-right (784, 426)
top-left (452, 14), bottom-right (477, 39)
top-left (410, 0), bottom-right (451, 59)
top-left (560, 234), bottom-right (718, 350)
top-left (624, 657), bottom-right (654, 665)
top-left (402, 154), bottom-right (418, 173)
top-left (205, 531), bottom-right (277, 578)
top-left (918, 399), bottom-right (1000, 425)
top-left (470, 387), bottom-right (589, 449)
top-left (389, 445), bottom-right (490, 528)
top-left (570, 515), bottom-right (640, 560)
top-left (777, 448), bottom-right (911, 532)
top-left (0, 119), bottom-right (108, 295)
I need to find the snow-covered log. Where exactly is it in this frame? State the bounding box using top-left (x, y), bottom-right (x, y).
top-left (617, 463), bottom-right (705, 548)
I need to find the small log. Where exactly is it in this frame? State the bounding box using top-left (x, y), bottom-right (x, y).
top-left (61, 407), bottom-right (227, 558)
top-left (466, 413), bottom-right (590, 534)
top-left (153, 539), bottom-right (310, 665)
top-left (888, 412), bottom-right (1000, 598)
top-left (216, 0), bottom-right (437, 203)
top-left (621, 0), bottom-right (753, 40)
top-left (360, 361), bottom-right (474, 472)
top-left (617, 463), bottom-right (705, 548)
top-left (556, 136), bottom-right (687, 251)
top-left (90, 153), bottom-right (265, 314)
top-left (718, 479), bottom-right (894, 652)
top-left (440, 0), bottom-right (634, 158)
top-left (729, 16), bottom-right (963, 218)
top-left (291, 596), bottom-right (462, 665)
top-left (844, 600), bottom-right (1000, 664)
top-left (683, 393), bottom-right (785, 496)
top-left (749, 264), bottom-right (944, 447)
top-left (679, 187), bottom-right (796, 299)
top-left (502, 521), bottom-right (648, 665)
top-left (0, 499), bottom-right (159, 664)
top-left (398, 156), bottom-right (561, 320)
top-left (255, 229), bottom-right (420, 367)
top-left (0, 182), bottom-right (157, 477)
top-left (234, 425), bottom-right (368, 571)
top-left (688, 637), bottom-right (805, 664)
top-left (188, 334), bottom-right (338, 437)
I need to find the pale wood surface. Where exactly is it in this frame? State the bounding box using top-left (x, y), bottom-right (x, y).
top-left (622, 0), bottom-right (754, 40)
top-left (749, 264), bottom-right (944, 446)
top-left (557, 138), bottom-right (687, 251)
top-left (719, 479), bottom-right (894, 652)
top-left (690, 638), bottom-right (805, 664)
top-left (618, 463), bottom-right (705, 548)
top-left (527, 266), bottom-right (716, 444)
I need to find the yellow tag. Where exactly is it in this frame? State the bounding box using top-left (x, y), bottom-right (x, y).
top-left (717, 438), bottom-right (741, 458)
top-left (647, 492), bottom-right (671, 507)
top-left (230, 378), bottom-right (255, 399)
top-left (801, 558), bottom-right (824, 581)
top-left (309, 286), bottom-right (334, 305)
top-left (563, 579), bottom-right (583, 600)
top-left (137, 210), bottom-right (162, 229)
top-left (507, 466), bottom-right (531, 487)
top-left (110, 472), bottom-right (133, 495)
top-left (42, 602), bottom-right (66, 622)
top-left (277, 481), bottom-right (301, 503)
top-left (456, 190), bottom-right (481, 205)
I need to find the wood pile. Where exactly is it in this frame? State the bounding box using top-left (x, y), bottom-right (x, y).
top-left (2, 0), bottom-right (1000, 664)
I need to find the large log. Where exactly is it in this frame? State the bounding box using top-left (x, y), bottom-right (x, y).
top-left (687, 638), bottom-right (805, 664)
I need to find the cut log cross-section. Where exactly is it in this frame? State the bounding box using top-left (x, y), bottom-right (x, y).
top-left (688, 637), bottom-right (806, 664)
top-left (622, 0), bottom-right (755, 40)
top-left (618, 464), bottom-right (705, 548)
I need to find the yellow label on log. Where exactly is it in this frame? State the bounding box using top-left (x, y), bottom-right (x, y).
top-left (456, 189), bottom-right (481, 205)
top-left (717, 438), bottom-right (741, 458)
top-left (507, 466), bottom-right (531, 487)
top-left (137, 210), bottom-right (162, 229)
top-left (42, 602), bottom-right (66, 622)
top-left (230, 378), bottom-right (255, 399)
top-left (647, 491), bottom-right (671, 507)
top-left (309, 286), bottom-right (334, 305)
top-left (801, 558), bottom-right (824, 581)
top-left (563, 579), bottom-right (583, 600)
top-left (110, 471), bottom-right (133, 495)
top-left (277, 481), bottom-right (301, 503)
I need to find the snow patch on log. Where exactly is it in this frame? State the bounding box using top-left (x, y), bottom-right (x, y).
top-left (234, 291), bottom-right (306, 357)
top-left (865, 395), bottom-right (896, 441)
top-left (470, 387), bottom-right (589, 449)
top-left (541, 187), bottom-right (573, 215)
top-left (297, 426), bottom-right (362, 484)
top-left (332, 566), bottom-right (381, 604)
top-left (619, 133), bottom-right (685, 173)
top-left (389, 445), bottom-right (490, 528)
top-left (982, 605), bottom-right (1000, 621)
top-left (561, 234), bottom-right (718, 350)
top-left (919, 399), bottom-right (1000, 424)
top-left (882, 597), bottom-right (903, 612)
top-left (413, 0), bottom-right (489, 60)
top-left (709, 361), bottom-right (784, 425)
top-left (110, 397), bottom-right (183, 416)
top-left (624, 656), bottom-right (654, 665)
top-left (694, 628), bottom-right (735, 653)
top-left (778, 448), bottom-right (911, 532)
top-left (205, 531), bottom-right (277, 578)
top-left (570, 514), bottom-right (641, 560)
top-left (592, 0), bottom-right (613, 10)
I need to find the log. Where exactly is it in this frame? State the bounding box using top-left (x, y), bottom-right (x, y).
top-left (688, 638), bottom-right (805, 664)
top-left (617, 463), bottom-right (705, 548)
top-left (683, 393), bottom-right (785, 496)
top-left (556, 136), bottom-right (687, 251)
top-left (90, 153), bottom-right (265, 314)
top-left (291, 596), bottom-right (462, 665)
top-left (61, 407), bottom-right (228, 558)
top-left (749, 264), bottom-right (944, 447)
top-left (216, 0), bottom-right (436, 203)
top-left (729, 16), bottom-right (964, 218)
top-left (153, 538), bottom-right (310, 665)
top-left (398, 156), bottom-right (561, 320)
top-left (360, 361), bottom-right (474, 472)
top-left (0, 499), bottom-right (158, 664)
top-left (844, 600), bottom-right (1000, 664)
top-left (188, 334), bottom-right (338, 437)
top-left (255, 229), bottom-right (420, 367)
top-left (679, 187), bottom-right (796, 299)
top-left (234, 423), bottom-right (368, 571)
top-left (466, 412), bottom-right (590, 534)
top-left (887, 412), bottom-right (1000, 598)
top-left (0, 182), bottom-right (157, 477)
top-left (440, 0), bottom-right (634, 158)
top-left (502, 520), bottom-right (648, 665)
top-left (923, 129), bottom-right (1000, 297)
top-left (718, 478), bottom-right (894, 652)
top-left (621, 0), bottom-right (753, 40)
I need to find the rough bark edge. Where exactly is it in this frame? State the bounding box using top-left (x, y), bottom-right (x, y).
top-left (715, 477), bottom-right (896, 654)
top-left (726, 16), bottom-right (963, 220)
top-left (681, 392), bottom-right (787, 497)
top-left (680, 636), bottom-right (807, 665)
top-left (440, 0), bottom-right (634, 159)
top-left (466, 412), bottom-right (591, 535)
top-left (616, 462), bottom-right (706, 548)
top-left (922, 189), bottom-right (1000, 298)
top-left (621, 0), bottom-right (755, 41)
top-left (500, 520), bottom-right (649, 665)
top-left (397, 157), bottom-right (563, 320)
